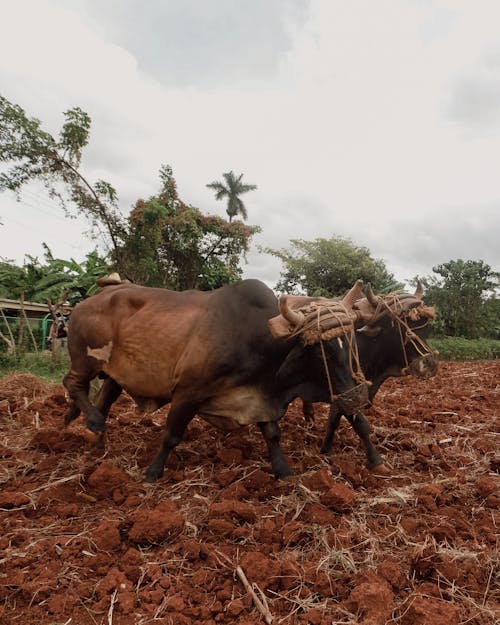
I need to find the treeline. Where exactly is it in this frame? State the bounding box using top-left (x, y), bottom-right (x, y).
top-left (0, 95), bottom-right (499, 345)
top-left (265, 242), bottom-right (499, 341)
top-left (417, 259), bottom-right (499, 340)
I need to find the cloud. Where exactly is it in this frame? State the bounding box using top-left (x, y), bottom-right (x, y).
top-left (1, 0), bottom-right (499, 287)
top-left (448, 55), bottom-right (500, 126)
top-left (360, 202), bottom-right (500, 283)
top-left (68, 0), bottom-right (308, 86)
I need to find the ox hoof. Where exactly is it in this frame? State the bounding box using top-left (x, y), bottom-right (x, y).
top-left (275, 466), bottom-right (293, 480)
top-left (370, 463), bottom-right (391, 476)
top-left (82, 429), bottom-right (105, 447)
top-left (145, 467), bottom-right (163, 483)
top-left (86, 420), bottom-right (106, 434)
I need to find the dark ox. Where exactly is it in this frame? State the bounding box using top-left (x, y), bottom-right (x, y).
top-left (63, 278), bottom-right (370, 481)
top-left (302, 283), bottom-right (438, 472)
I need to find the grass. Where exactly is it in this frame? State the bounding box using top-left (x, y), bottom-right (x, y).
top-left (0, 350), bottom-right (69, 382)
top-left (1, 334), bottom-right (498, 388)
top-left (427, 337), bottom-right (500, 360)
top-left (1, 337), bottom-right (498, 385)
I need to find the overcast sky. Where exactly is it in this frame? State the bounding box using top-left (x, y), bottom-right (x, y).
top-left (1, 0), bottom-right (499, 289)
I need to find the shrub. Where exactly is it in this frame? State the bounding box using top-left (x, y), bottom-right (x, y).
top-left (429, 337), bottom-right (500, 361)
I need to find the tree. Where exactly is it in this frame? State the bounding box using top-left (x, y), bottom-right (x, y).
top-left (34, 246), bottom-right (110, 303)
top-left (0, 247), bottom-right (110, 303)
top-left (1, 97), bottom-right (259, 290)
top-left (266, 236), bottom-right (401, 296)
top-left (206, 171), bottom-right (257, 222)
top-left (0, 94), bottom-right (127, 264)
top-left (120, 166), bottom-right (259, 290)
top-left (417, 259), bottom-right (499, 338)
top-left (0, 260), bottom-right (26, 298)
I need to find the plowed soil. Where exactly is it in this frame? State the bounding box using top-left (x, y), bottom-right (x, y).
top-left (0, 361), bottom-right (498, 625)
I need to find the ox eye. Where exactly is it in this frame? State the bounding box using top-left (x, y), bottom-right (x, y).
top-left (337, 337), bottom-right (344, 348)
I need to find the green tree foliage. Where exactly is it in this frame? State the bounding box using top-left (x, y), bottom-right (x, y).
top-left (206, 170), bottom-right (257, 222)
top-left (266, 236), bottom-right (401, 296)
top-left (0, 247), bottom-right (109, 304)
top-left (1, 96), bottom-right (259, 291)
top-left (418, 259), bottom-right (499, 339)
top-left (120, 166), bottom-right (259, 290)
top-left (482, 296), bottom-right (500, 339)
top-left (0, 95), bottom-right (126, 256)
top-left (0, 257), bottom-right (43, 301)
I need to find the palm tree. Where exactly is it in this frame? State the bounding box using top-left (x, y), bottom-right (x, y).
top-left (206, 171), bottom-right (257, 222)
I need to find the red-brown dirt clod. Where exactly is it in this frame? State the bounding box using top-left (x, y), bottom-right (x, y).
top-left (0, 361), bottom-right (498, 625)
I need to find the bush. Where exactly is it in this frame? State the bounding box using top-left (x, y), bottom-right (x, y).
top-left (428, 337), bottom-right (500, 361)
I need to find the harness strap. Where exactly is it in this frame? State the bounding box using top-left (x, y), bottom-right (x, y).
top-left (319, 337), bottom-right (336, 402)
top-left (314, 303), bottom-right (367, 402)
top-left (376, 295), bottom-right (432, 370)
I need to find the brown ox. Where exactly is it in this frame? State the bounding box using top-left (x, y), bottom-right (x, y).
top-left (63, 278), bottom-right (370, 481)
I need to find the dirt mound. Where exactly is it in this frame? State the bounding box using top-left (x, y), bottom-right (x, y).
top-left (0, 361), bottom-right (498, 625)
top-left (0, 372), bottom-right (55, 401)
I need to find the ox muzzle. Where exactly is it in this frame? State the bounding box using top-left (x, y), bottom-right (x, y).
top-left (402, 351), bottom-right (439, 379)
top-left (335, 382), bottom-right (370, 415)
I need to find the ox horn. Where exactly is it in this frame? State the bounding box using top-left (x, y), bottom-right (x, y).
top-left (364, 282), bottom-right (379, 307)
top-left (414, 280), bottom-right (424, 299)
top-left (341, 279), bottom-right (363, 309)
top-left (279, 295), bottom-right (305, 328)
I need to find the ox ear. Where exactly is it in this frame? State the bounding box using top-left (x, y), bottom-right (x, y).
top-left (352, 300), bottom-right (375, 326)
top-left (357, 324), bottom-right (382, 337)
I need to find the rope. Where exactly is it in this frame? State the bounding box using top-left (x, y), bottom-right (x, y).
top-left (319, 336), bottom-right (336, 402)
top-left (310, 302), bottom-right (368, 402)
top-left (371, 295), bottom-right (434, 369)
top-left (287, 290), bottom-right (435, 403)
top-left (287, 289), bottom-right (436, 402)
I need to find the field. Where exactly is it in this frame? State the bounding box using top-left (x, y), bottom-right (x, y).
top-left (0, 361), bottom-right (498, 625)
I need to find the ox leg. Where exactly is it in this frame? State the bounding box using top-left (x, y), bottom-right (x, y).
top-left (64, 378), bottom-right (122, 427)
top-left (63, 373), bottom-right (106, 433)
top-left (145, 403), bottom-right (196, 483)
top-left (94, 377), bottom-right (122, 419)
top-left (345, 413), bottom-right (383, 469)
top-left (320, 404), bottom-right (343, 454)
top-left (64, 401), bottom-right (81, 426)
top-left (258, 421), bottom-right (292, 479)
top-left (302, 400), bottom-right (315, 423)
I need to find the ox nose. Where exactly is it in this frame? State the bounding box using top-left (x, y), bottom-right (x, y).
top-left (405, 351), bottom-right (439, 379)
top-left (336, 382), bottom-right (370, 415)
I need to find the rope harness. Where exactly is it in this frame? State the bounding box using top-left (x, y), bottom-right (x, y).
top-left (286, 291), bottom-right (437, 407)
top-left (365, 293), bottom-right (437, 374)
top-left (290, 302), bottom-right (368, 406)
